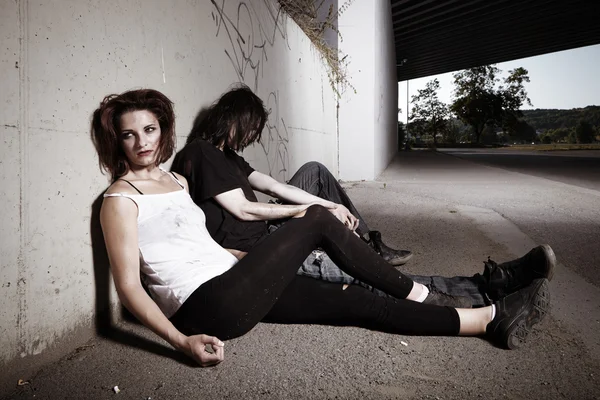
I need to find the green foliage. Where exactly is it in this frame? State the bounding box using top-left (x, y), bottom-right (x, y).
top-left (409, 79), bottom-right (449, 146)
top-left (549, 127), bottom-right (571, 142)
top-left (540, 134), bottom-right (552, 144)
top-left (481, 124), bottom-right (499, 144)
top-left (575, 120), bottom-right (595, 144)
top-left (521, 106), bottom-right (600, 130)
top-left (502, 67), bottom-right (533, 111)
top-left (450, 65), bottom-right (532, 143)
top-left (450, 66), bottom-right (500, 143)
top-left (406, 119), bottom-right (428, 142)
top-left (397, 121), bottom-right (406, 150)
top-left (442, 119), bottom-right (463, 144)
top-left (409, 64), bottom-right (599, 146)
top-left (510, 119), bottom-right (537, 143)
top-left (520, 107), bottom-right (600, 143)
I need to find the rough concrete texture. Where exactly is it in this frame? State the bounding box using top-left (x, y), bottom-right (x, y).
top-left (3, 150), bottom-right (599, 399)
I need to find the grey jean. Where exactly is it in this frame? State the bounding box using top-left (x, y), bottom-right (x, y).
top-left (270, 162), bottom-right (490, 307)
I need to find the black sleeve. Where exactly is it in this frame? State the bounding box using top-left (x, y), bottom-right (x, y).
top-left (171, 140), bottom-right (243, 202)
top-left (233, 152), bottom-right (256, 177)
top-left (171, 149), bottom-right (196, 194)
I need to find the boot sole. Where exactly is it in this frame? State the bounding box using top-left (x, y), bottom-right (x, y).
top-left (539, 244), bottom-right (556, 281)
top-left (387, 253), bottom-right (414, 266)
top-left (505, 279), bottom-right (550, 350)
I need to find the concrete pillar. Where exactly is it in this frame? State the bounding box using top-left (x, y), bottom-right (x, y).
top-left (338, 0), bottom-right (398, 180)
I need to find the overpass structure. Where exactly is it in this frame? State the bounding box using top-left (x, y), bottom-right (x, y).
top-left (392, 0), bottom-right (600, 81)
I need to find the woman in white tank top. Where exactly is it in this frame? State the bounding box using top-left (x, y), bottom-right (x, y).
top-left (91, 89), bottom-right (551, 367)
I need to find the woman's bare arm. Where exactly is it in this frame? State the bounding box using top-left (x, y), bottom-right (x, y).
top-left (100, 194), bottom-right (224, 366)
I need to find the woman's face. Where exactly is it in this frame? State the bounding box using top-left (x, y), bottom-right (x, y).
top-left (119, 110), bottom-right (162, 169)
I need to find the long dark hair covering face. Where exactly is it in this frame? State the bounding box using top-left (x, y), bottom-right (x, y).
top-left (91, 89), bottom-right (176, 181)
top-left (187, 84), bottom-right (269, 150)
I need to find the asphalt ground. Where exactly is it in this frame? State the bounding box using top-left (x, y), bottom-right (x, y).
top-left (440, 148), bottom-right (600, 191)
top-left (3, 149), bottom-right (600, 400)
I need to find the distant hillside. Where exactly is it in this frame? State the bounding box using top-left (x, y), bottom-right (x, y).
top-left (521, 106), bottom-right (600, 131)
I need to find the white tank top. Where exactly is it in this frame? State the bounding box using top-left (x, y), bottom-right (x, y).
top-left (104, 172), bottom-right (238, 317)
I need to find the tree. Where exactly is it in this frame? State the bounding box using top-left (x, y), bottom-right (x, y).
top-left (521, 106), bottom-right (600, 131)
top-left (502, 68), bottom-right (532, 115)
top-left (451, 65), bottom-right (532, 143)
top-left (450, 66), bottom-right (501, 143)
top-left (510, 119), bottom-right (537, 143)
top-left (575, 120), bottom-right (595, 144)
top-left (443, 119), bottom-right (462, 144)
top-left (540, 134), bottom-right (552, 144)
top-left (546, 127), bottom-right (571, 143)
top-left (407, 119), bottom-right (427, 143)
top-left (409, 79), bottom-right (449, 146)
top-left (397, 121), bottom-right (406, 150)
top-left (501, 67), bottom-right (533, 136)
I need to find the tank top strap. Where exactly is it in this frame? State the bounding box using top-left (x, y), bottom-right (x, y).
top-left (118, 179), bottom-right (144, 195)
top-left (161, 167), bottom-right (185, 189)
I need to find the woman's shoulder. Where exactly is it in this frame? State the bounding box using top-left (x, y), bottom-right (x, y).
top-left (101, 180), bottom-right (140, 222)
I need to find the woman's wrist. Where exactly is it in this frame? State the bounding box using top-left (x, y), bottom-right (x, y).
top-left (169, 330), bottom-right (188, 351)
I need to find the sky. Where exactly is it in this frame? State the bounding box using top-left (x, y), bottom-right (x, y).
top-left (397, 44), bottom-right (600, 122)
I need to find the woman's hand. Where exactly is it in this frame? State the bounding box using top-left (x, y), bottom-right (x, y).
top-left (181, 334), bottom-right (225, 367)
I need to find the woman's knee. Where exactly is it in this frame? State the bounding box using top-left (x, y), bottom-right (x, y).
top-left (305, 204), bottom-right (330, 219)
top-left (304, 205), bottom-right (339, 228)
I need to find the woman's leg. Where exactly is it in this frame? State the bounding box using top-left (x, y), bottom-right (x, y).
top-left (265, 275), bottom-right (550, 349)
top-left (263, 276), bottom-right (462, 336)
top-left (172, 206), bottom-right (549, 348)
top-left (172, 205), bottom-right (419, 338)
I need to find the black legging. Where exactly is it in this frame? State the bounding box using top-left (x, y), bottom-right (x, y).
top-left (170, 205), bottom-right (460, 339)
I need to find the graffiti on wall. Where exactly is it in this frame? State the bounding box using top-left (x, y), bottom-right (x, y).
top-left (260, 91), bottom-right (289, 178)
top-left (210, 0), bottom-right (287, 92)
top-left (210, 0), bottom-right (290, 180)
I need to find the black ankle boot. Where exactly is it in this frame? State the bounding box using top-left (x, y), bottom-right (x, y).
top-left (367, 231), bottom-right (413, 266)
top-left (486, 278), bottom-right (550, 349)
top-left (484, 245), bottom-right (556, 301)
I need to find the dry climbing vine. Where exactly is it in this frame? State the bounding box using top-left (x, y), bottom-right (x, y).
top-left (277, 0), bottom-right (356, 96)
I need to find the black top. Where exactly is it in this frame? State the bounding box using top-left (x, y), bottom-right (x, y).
top-left (171, 139), bottom-right (268, 252)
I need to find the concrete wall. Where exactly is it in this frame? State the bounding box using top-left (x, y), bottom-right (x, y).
top-left (337, 0), bottom-right (397, 180)
top-left (373, 0), bottom-right (399, 175)
top-left (0, 0), bottom-right (337, 376)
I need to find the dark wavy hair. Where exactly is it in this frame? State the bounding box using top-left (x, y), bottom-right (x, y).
top-left (187, 84), bottom-right (269, 150)
top-left (91, 89), bottom-right (176, 181)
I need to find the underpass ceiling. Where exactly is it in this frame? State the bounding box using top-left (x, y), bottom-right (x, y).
top-left (393, 0), bottom-right (600, 81)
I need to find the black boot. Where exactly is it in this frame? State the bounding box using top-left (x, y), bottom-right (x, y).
top-left (484, 244), bottom-right (556, 301)
top-left (367, 231), bottom-right (413, 266)
top-left (486, 278), bottom-right (550, 349)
